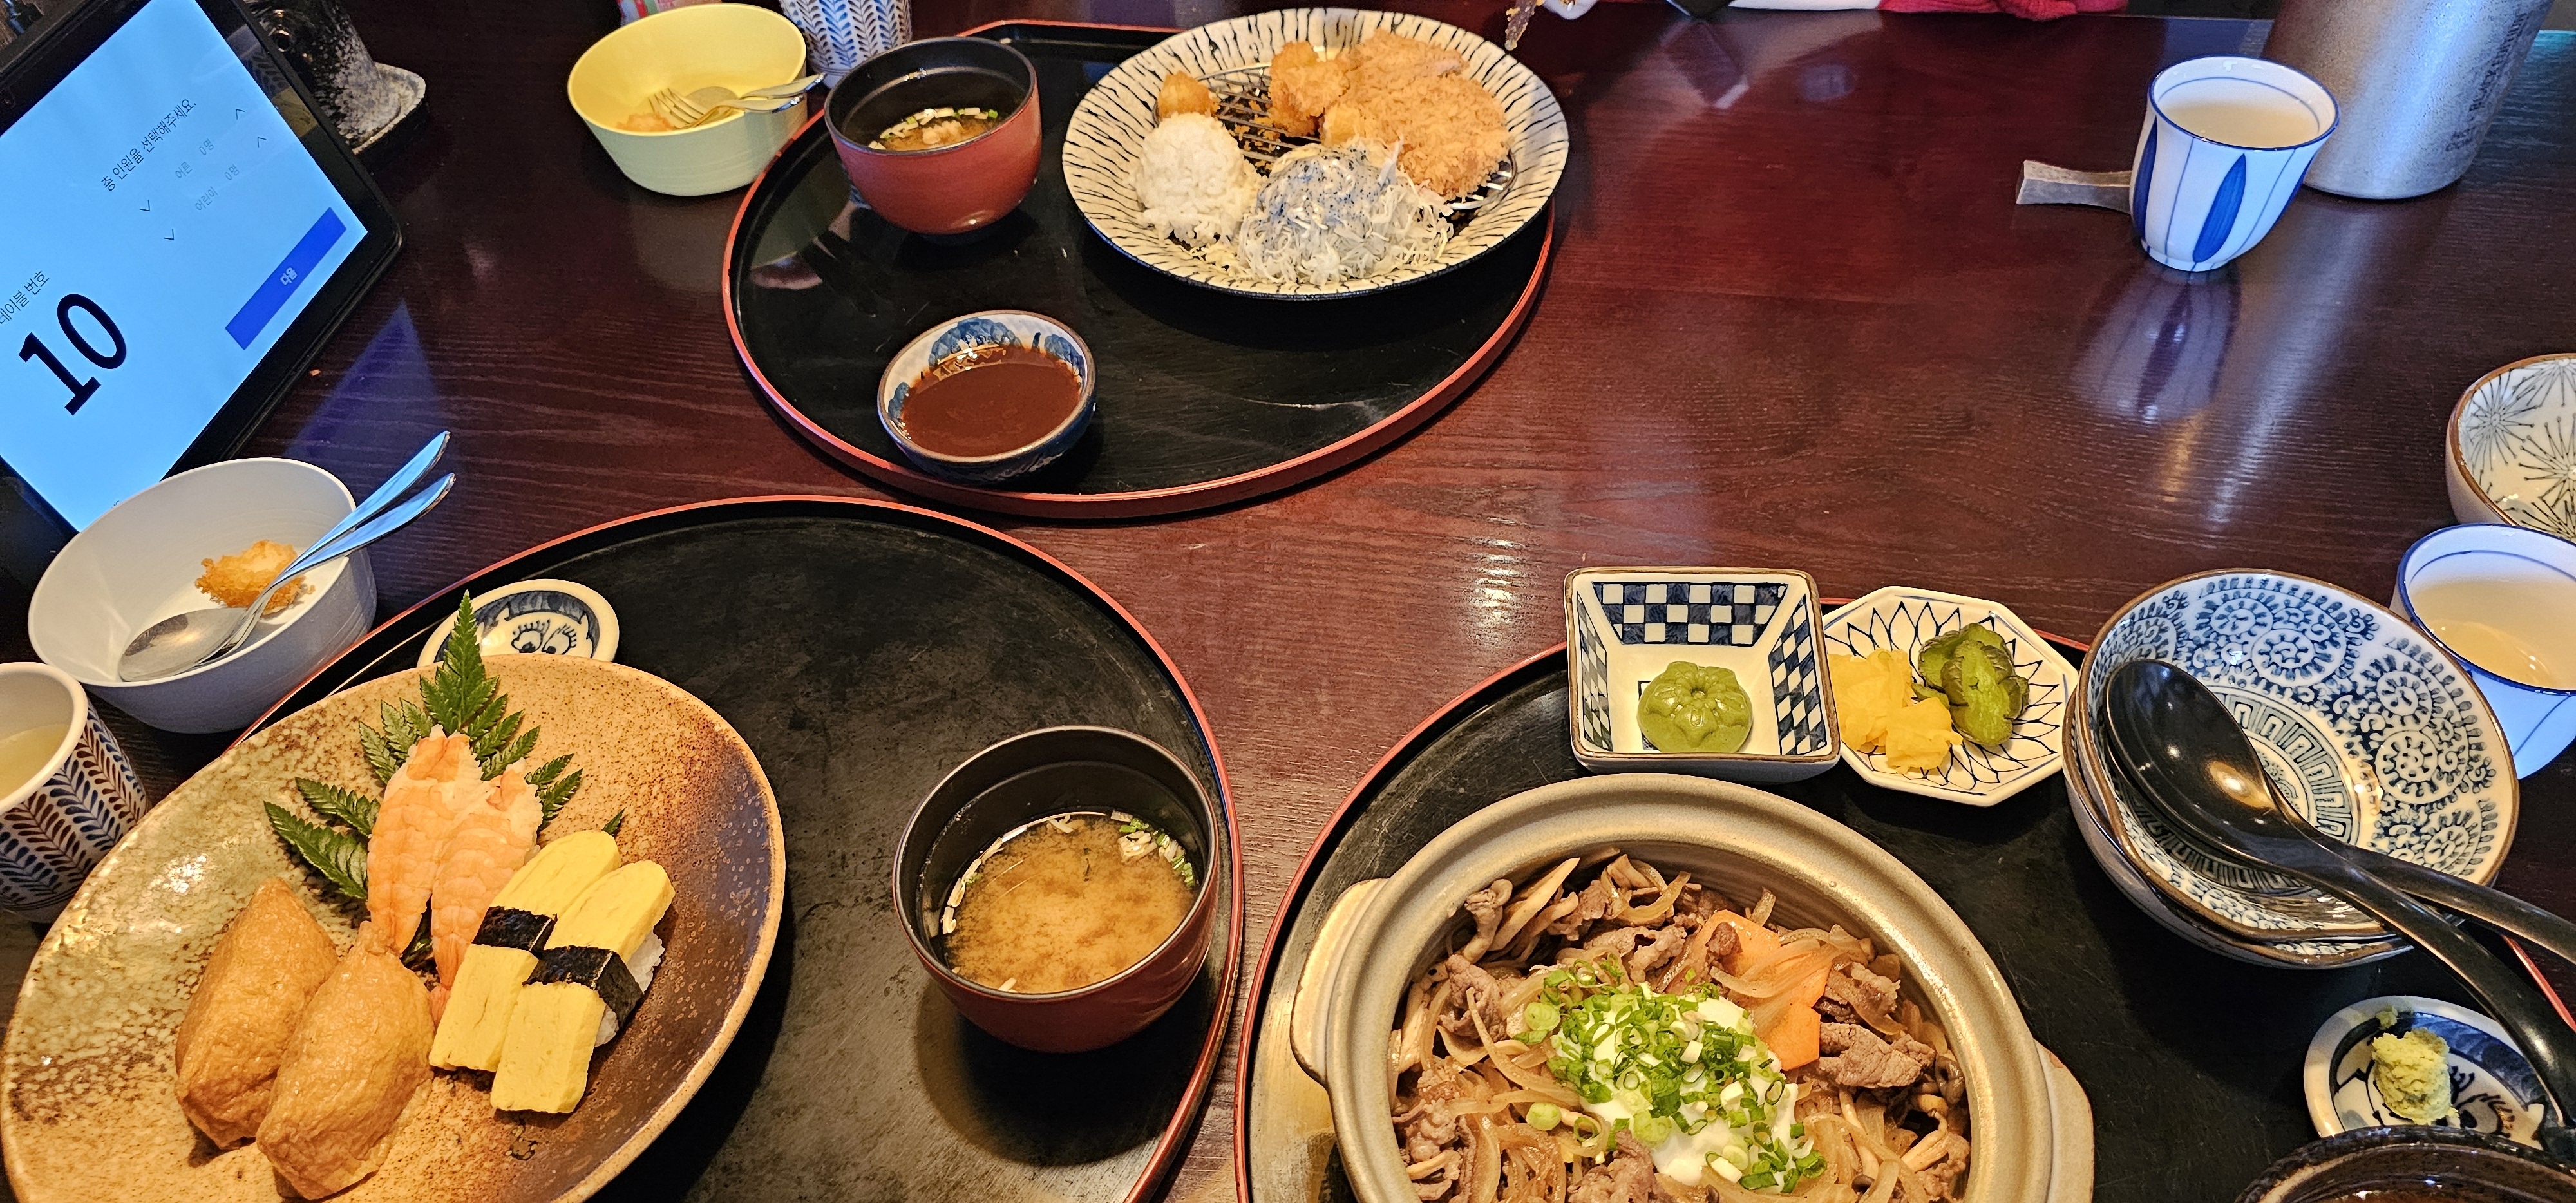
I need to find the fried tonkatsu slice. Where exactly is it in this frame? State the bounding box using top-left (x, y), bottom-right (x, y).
top-left (1348, 30), bottom-right (1465, 91)
top-left (1157, 71), bottom-right (1217, 120)
top-left (1267, 41), bottom-right (1353, 137)
top-left (1320, 73), bottom-right (1508, 200)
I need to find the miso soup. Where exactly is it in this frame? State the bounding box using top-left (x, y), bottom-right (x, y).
top-left (940, 811), bottom-right (1197, 994)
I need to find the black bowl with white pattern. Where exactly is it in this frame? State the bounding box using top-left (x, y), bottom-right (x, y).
top-left (1062, 8), bottom-right (1568, 299)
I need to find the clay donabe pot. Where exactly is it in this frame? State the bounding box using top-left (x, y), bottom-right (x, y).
top-left (1291, 773), bottom-right (2077, 1203)
top-left (895, 726), bottom-right (1217, 1053)
top-left (826, 37), bottom-right (1042, 236)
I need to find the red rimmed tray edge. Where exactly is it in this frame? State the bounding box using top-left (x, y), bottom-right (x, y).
top-left (1226, 621), bottom-right (2575, 1201)
top-left (238, 494), bottom-right (1244, 1203)
top-left (718, 20), bottom-right (1555, 520)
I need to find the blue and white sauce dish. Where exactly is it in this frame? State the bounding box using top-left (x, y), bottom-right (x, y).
top-left (2129, 56), bottom-right (2336, 272)
top-left (417, 579), bottom-right (620, 669)
top-left (2448, 354), bottom-right (2576, 542)
top-left (1821, 587), bottom-right (2078, 807)
top-left (2304, 995), bottom-right (2547, 1148)
top-left (1564, 567), bottom-right (1839, 784)
top-left (875, 310), bottom-right (1095, 485)
top-left (2394, 523), bottom-right (2576, 779)
top-left (2071, 570), bottom-right (2519, 949)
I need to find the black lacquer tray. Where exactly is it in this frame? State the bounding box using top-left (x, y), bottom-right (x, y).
top-left (1235, 642), bottom-right (2501, 1203)
top-left (722, 22), bottom-right (1551, 520)
top-left (256, 497), bottom-right (1236, 1203)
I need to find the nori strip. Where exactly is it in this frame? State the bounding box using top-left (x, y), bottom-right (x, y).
top-left (473, 907), bottom-right (557, 952)
top-left (526, 945), bottom-right (643, 1027)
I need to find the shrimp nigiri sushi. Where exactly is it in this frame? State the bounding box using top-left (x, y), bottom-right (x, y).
top-left (366, 731), bottom-right (491, 956)
top-left (424, 763), bottom-right (544, 1018)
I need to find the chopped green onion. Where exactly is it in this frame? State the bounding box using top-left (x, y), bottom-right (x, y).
top-left (1526, 1103), bottom-right (1560, 1131)
top-left (1524, 999), bottom-right (1560, 1032)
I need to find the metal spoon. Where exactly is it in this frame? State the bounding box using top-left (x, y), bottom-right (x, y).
top-left (2103, 659), bottom-right (2576, 1159)
top-left (118, 469), bottom-right (454, 681)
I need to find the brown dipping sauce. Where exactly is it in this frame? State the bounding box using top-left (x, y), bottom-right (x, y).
top-left (898, 344), bottom-right (1082, 458)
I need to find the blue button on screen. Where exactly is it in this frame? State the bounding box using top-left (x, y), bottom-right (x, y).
top-left (225, 208), bottom-right (347, 350)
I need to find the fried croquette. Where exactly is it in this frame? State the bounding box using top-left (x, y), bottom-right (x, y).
top-left (196, 539), bottom-right (308, 616)
top-left (1156, 71), bottom-right (1217, 120)
top-left (1347, 30), bottom-right (1464, 91)
top-left (1320, 74), bottom-right (1508, 199)
top-left (1267, 41), bottom-right (1352, 137)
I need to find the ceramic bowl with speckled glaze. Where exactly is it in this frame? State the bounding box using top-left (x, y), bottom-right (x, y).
top-left (0, 654), bottom-right (784, 1203)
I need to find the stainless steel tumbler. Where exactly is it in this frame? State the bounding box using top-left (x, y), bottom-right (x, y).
top-left (2265, 0), bottom-right (2553, 200)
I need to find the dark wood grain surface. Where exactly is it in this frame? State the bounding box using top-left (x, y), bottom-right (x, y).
top-left (6, 3), bottom-right (2576, 1200)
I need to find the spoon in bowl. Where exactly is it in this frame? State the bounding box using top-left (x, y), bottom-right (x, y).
top-left (2103, 658), bottom-right (2576, 1159)
top-left (119, 437), bottom-right (453, 682)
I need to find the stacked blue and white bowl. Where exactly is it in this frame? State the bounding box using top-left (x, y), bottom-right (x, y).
top-left (2065, 571), bottom-right (2521, 968)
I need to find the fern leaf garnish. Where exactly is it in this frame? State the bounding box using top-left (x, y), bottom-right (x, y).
top-left (601, 810), bottom-right (625, 837)
top-left (536, 767), bottom-right (583, 827)
top-left (526, 755), bottom-right (572, 790)
top-left (294, 778), bottom-right (379, 837)
top-left (359, 720), bottom-right (404, 786)
top-left (401, 918), bottom-right (434, 970)
top-left (267, 803), bottom-right (368, 900)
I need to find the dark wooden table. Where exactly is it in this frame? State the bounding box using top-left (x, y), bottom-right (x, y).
top-left (6, 3), bottom-right (2576, 1200)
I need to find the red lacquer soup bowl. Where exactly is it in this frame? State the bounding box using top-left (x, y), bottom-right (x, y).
top-left (893, 726), bottom-right (1218, 1054)
top-left (826, 37), bottom-right (1042, 236)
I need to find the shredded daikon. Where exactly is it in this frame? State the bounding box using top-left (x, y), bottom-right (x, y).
top-left (1232, 142), bottom-right (1451, 285)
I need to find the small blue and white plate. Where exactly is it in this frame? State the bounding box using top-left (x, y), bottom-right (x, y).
top-left (1821, 587), bottom-right (2077, 807)
top-left (2306, 995), bottom-right (2548, 1147)
top-left (1564, 567), bottom-right (1839, 784)
top-left (417, 579), bottom-right (620, 669)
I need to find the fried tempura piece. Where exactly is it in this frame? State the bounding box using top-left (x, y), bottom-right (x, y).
top-left (1320, 74), bottom-right (1510, 199)
top-left (196, 539), bottom-right (308, 616)
top-left (1268, 41), bottom-right (1352, 137)
top-left (257, 938), bottom-right (433, 1199)
top-left (1347, 30), bottom-right (1464, 91)
top-left (1156, 71), bottom-right (1217, 120)
top-left (173, 878), bottom-right (339, 1148)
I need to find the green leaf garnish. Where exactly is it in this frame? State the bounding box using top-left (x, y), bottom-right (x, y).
top-left (401, 917), bottom-right (434, 970)
top-left (294, 777), bottom-right (379, 837)
top-left (267, 802), bottom-right (368, 900)
top-left (601, 810), bottom-right (625, 837)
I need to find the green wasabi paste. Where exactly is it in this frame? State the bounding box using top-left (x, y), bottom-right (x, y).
top-left (1638, 661), bottom-right (1752, 753)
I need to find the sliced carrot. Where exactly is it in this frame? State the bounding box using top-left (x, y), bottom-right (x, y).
top-left (1714, 913), bottom-right (1781, 976)
top-left (1766, 1001), bottom-right (1823, 1071)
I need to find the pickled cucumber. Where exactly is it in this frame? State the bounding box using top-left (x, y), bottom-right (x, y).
top-left (1915, 625), bottom-right (2025, 750)
top-left (1638, 662), bottom-right (1753, 754)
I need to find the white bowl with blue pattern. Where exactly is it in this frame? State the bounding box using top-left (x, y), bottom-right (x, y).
top-left (415, 578), bottom-right (620, 669)
top-left (2447, 353), bottom-right (2576, 542)
top-left (2072, 570), bottom-right (2519, 947)
top-left (1564, 567), bottom-right (1839, 784)
top-left (875, 310), bottom-right (1095, 484)
top-left (2306, 996), bottom-right (2548, 1146)
top-left (1820, 587), bottom-right (2077, 807)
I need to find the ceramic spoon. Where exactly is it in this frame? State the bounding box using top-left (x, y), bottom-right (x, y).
top-left (2103, 659), bottom-right (2576, 1160)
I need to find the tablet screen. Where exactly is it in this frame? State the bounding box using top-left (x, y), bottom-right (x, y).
top-left (0, 0), bottom-right (365, 527)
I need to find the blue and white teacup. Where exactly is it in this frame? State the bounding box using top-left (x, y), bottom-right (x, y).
top-left (2129, 56), bottom-right (2338, 272)
top-left (0, 663), bottom-right (149, 921)
top-left (2396, 524), bottom-right (2576, 778)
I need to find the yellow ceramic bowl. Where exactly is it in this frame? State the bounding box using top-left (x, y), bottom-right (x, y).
top-left (567, 3), bottom-right (808, 196)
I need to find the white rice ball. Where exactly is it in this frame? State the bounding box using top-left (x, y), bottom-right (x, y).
top-left (1135, 113), bottom-right (1260, 249)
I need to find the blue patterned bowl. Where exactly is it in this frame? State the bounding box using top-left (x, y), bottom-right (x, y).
top-left (2073, 571), bottom-right (2519, 946)
top-left (1564, 567), bottom-right (1839, 783)
top-left (2306, 995), bottom-right (2548, 1146)
top-left (1820, 587), bottom-right (2077, 807)
top-left (2448, 354), bottom-right (2576, 542)
top-left (875, 311), bottom-right (1095, 485)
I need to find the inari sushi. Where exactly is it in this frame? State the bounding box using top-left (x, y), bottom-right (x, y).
top-left (172, 878), bottom-right (339, 1147)
top-left (256, 938), bottom-right (433, 1198)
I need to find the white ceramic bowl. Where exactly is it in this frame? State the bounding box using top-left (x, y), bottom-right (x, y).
top-left (2072, 570), bottom-right (2517, 949)
top-left (2394, 524), bottom-right (2576, 779)
top-left (1564, 567), bottom-right (1839, 782)
top-left (2448, 354), bottom-right (2576, 540)
top-left (28, 459), bottom-right (374, 734)
top-left (1819, 586), bottom-right (2078, 806)
top-left (566, 3), bottom-right (809, 197)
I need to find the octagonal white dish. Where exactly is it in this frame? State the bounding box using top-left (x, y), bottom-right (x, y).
top-left (1820, 587), bottom-right (2077, 806)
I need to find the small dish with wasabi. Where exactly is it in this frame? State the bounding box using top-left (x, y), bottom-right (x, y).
top-left (1563, 567), bottom-right (1839, 783)
top-left (2304, 994), bottom-right (2548, 1147)
top-left (1820, 587), bottom-right (2076, 807)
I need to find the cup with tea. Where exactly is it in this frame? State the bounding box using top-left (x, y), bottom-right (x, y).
top-left (826, 37), bottom-right (1043, 237)
top-left (2129, 56), bottom-right (2338, 272)
top-left (0, 663), bottom-right (151, 920)
top-left (2394, 524), bottom-right (2576, 778)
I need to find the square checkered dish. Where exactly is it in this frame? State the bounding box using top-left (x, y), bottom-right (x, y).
top-left (1564, 568), bottom-right (1839, 783)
